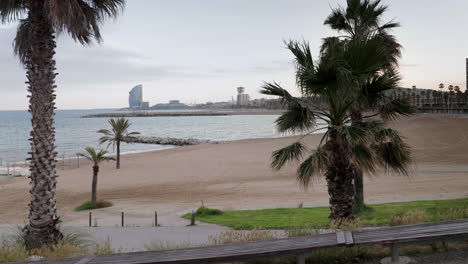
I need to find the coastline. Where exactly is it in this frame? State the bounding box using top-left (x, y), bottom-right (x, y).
top-left (0, 114), bottom-right (468, 226)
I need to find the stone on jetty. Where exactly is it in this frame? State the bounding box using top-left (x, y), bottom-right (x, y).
top-left (124, 136), bottom-right (222, 146)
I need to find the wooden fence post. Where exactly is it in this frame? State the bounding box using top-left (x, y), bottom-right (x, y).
top-left (296, 253), bottom-right (305, 264)
top-left (391, 244), bottom-right (400, 263)
top-left (190, 211), bottom-right (195, 226)
top-left (154, 211), bottom-right (158, 227)
top-left (121, 212), bottom-right (125, 227)
top-left (89, 212), bottom-right (92, 227)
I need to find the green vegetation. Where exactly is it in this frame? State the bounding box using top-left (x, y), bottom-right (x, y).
top-left (183, 198), bottom-right (468, 229)
top-left (195, 206), bottom-right (223, 216)
top-left (74, 201), bottom-right (113, 212)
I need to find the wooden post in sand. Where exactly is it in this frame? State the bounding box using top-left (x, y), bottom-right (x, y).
top-left (154, 211), bottom-right (158, 227)
top-left (89, 212), bottom-right (92, 227)
top-left (121, 212), bottom-right (125, 227)
top-left (190, 211), bottom-right (196, 226)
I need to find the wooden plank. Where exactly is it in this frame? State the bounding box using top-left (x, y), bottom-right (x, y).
top-left (344, 231), bottom-right (354, 246)
top-left (88, 233), bottom-right (340, 264)
top-left (336, 232), bottom-right (345, 244)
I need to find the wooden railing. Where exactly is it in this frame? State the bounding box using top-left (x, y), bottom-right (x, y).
top-left (14, 219), bottom-right (468, 264)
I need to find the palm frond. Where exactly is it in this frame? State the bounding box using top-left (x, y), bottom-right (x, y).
top-left (45, 0), bottom-right (125, 45)
top-left (351, 143), bottom-right (376, 174)
top-left (77, 147), bottom-right (115, 165)
top-left (0, 0), bottom-right (24, 23)
top-left (378, 98), bottom-right (415, 121)
top-left (13, 17), bottom-right (32, 64)
top-left (98, 118), bottom-right (139, 146)
top-left (88, 0), bottom-right (125, 18)
top-left (377, 140), bottom-right (411, 175)
top-left (297, 148), bottom-right (330, 187)
top-left (271, 142), bottom-right (306, 170)
top-left (275, 104), bottom-right (315, 133)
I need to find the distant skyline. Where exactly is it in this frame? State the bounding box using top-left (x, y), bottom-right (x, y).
top-left (0, 0), bottom-right (467, 110)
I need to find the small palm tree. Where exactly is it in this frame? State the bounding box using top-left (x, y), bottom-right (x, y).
top-left (77, 148), bottom-right (115, 205)
top-left (98, 118), bottom-right (140, 169)
top-left (0, 0), bottom-right (125, 247)
top-left (262, 38), bottom-right (411, 221)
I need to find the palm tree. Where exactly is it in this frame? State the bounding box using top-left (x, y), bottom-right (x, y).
top-left (322, 0), bottom-right (409, 207)
top-left (0, 0), bottom-right (125, 248)
top-left (98, 118), bottom-right (140, 169)
top-left (262, 38), bottom-right (411, 221)
top-left (77, 148), bottom-right (115, 205)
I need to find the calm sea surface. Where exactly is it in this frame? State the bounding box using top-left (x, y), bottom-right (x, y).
top-left (0, 109), bottom-right (287, 162)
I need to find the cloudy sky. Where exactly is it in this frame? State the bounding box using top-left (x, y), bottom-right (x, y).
top-left (0, 0), bottom-right (467, 110)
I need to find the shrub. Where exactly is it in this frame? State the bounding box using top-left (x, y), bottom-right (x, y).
top-left (436, 207), bottom-right (468, 222)
top-left (389, 210), bottom-right (426, 226)
top-left (32, 244), bottom-right (86, 260)
top-left (145, 241), bottom-right (197, 251)
top-left (285, 226), bottom-right (318, 237)
top-left (74, 201), bottom-right (113, 211)
top-left (0, 246), bottom-right (28, 263)
top-left (92, 238), bottom-right (115, 255)
top-left (208, 230), bottom-right (277, 245)
top-left (195, 206), bottom-right (223, 217)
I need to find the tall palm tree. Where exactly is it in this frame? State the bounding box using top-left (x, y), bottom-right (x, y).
top-left (323, 0), bottom-right (409, 207)
top-left (262, 38), bottom-right (411, 221)
top-left (77, 147), bottom-right (115, 205)
top-left (0, 0), bottom-right (125, 248)
top-left (98, 118), bottom-right (140, 169)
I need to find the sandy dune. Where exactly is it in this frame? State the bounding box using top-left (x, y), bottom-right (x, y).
top-left (0, 114), bottom-right (467, 226)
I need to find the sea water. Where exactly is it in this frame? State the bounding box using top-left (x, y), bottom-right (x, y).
top-left (0, 109), bottom-right (287, 162)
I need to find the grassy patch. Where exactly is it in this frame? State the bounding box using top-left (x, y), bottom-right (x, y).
top-left (74, 201), bottom-right (113, 211)
top-left (183, 198), bottom-right (468, 229)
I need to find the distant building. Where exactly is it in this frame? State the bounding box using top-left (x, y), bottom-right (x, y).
top-left (387, 86), bottom-right (468, 113)
top-left (236, 87), bottom-right (250, 106)
top-left (129, 84), bottom-right (149, 108)
top-left (153, 100), bottom-right (189, 109)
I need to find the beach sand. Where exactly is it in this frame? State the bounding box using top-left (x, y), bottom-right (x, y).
top-left (0, 114), bottom-right (467, 226)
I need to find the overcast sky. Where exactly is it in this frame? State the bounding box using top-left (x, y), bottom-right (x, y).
top-left (0, 0), bottom-right (467, 110)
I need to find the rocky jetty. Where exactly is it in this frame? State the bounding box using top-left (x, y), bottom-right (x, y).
top-left (124, 136), bottom-right (223, 146)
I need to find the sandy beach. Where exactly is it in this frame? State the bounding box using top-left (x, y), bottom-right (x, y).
top-left (1, 114), bottom-right (468, 226)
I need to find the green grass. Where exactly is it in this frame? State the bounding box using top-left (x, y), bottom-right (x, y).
top-left (183, 198), bottom-right (468, 229)
top-left (74, 201), bottom-right (113, 211)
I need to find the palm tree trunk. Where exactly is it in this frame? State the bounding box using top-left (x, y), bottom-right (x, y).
top-left (24, 1), bottom-right (63, 248)
top-left (325, 130), bottom-right (355, 221)
top-left (91, 166), bottom-right (99, 204)
top-left (350, 111), bottom-right (364, 207)
top-left (116, 140), bottom-right (120, 169)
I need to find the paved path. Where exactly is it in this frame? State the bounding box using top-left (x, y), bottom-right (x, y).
top-left (0, 224), bottom-right (231, 252)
